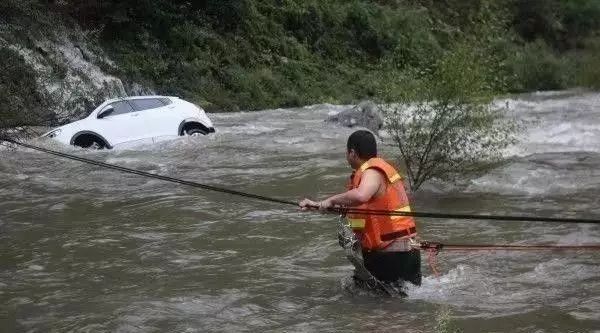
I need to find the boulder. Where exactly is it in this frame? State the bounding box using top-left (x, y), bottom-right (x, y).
top-left (326, 100), bottom-right (383, 133)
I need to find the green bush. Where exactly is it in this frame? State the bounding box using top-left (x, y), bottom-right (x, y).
top-left (508, 40), bottom-right (572, 92)
top-left (384, 41), bottom-right (517, 191)
top-left (574, 38), bottom-right (600, 89)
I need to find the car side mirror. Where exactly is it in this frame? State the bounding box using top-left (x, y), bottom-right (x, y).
top-left (98, 107), bottom-right (114, 119)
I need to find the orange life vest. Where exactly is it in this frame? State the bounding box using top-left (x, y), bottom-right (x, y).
top-left (346, 157), bottom-right (417, 250)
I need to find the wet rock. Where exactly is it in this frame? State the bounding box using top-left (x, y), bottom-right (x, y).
top-left (326, 100), bottom-right (383, 133)
top-left (3, 27), bottom-right (152, 124)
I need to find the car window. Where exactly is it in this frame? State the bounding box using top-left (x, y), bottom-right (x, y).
top-left (159, 98), bottom-right (172, 106)
top-left (102, 101), bottom-right (134, 117)
top-left (130, 98), bottom-right (166, 112)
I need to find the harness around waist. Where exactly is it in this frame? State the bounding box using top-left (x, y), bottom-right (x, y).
top-left (380, 227), bottom-right (417, 241)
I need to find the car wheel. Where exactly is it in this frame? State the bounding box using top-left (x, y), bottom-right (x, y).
top-left (88, 140), bottom-right (104, 150)
top-left (185, 128), bottom-right (207, 137)
top-left (73, 134), bottom-right (107, 149)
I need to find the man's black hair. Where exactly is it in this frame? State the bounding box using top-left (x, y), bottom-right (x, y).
top-left (347, 130), bottom-right (377, 159)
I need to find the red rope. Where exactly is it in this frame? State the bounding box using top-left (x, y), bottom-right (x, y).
top-left (430, 243), bottom-right (600, 251)
top-left (426, 248), bottom-right (440, 278)
top-left (418, 242), bottom-right (600, 277)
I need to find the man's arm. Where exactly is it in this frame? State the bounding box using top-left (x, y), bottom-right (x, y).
top-left (299, 169), bottom-right (384, 210)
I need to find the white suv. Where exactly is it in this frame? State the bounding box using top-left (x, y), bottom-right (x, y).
top-left (43, 96), bottom-right (215, 149)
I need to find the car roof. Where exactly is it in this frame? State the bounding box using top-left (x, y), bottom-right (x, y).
top-left (103, 96), bottom-right (179, 104)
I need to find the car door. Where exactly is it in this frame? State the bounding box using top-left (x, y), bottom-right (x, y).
top-left (129, 98), bottom-right (180, 139)
top-left (93, 101), bottom-right (140, 145)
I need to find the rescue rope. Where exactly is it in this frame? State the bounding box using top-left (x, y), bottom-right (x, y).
top-left (4, 138), bottom-right (600, 225)
top-left (417, 241), bottom-right (600, 277)
top-left (424, 247), bottom-right (441, 278)
top-left (419, 242), bottom-right (600, 251)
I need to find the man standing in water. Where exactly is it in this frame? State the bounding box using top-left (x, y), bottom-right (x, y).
top-left (299, 130), bottom-right (421, 289)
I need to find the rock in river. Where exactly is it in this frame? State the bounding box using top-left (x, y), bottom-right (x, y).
top-left (326, 100), bottom-right (383, 134)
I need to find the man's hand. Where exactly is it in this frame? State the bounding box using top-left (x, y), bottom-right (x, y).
top-left (299, 198), bottom-right (333, 212)
top-left (299, 198), bottom-right (319, 211)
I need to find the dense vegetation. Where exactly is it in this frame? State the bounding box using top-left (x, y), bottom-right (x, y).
top-left (2, 0), bottom-right (600, 117)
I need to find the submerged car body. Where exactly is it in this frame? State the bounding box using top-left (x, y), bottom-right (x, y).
top-left (43, 96), bottom-right (214, 149)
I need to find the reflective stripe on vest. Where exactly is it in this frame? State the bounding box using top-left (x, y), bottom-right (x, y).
top-left (389, 173), bottom-right (402, 183)
top-left (348, 218), bottom-right (366, 229)
top-left (391, 205), bottom-right (411, 220)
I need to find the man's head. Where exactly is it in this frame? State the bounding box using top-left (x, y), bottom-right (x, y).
top-left (346, 130), bottom-right (377, 169)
